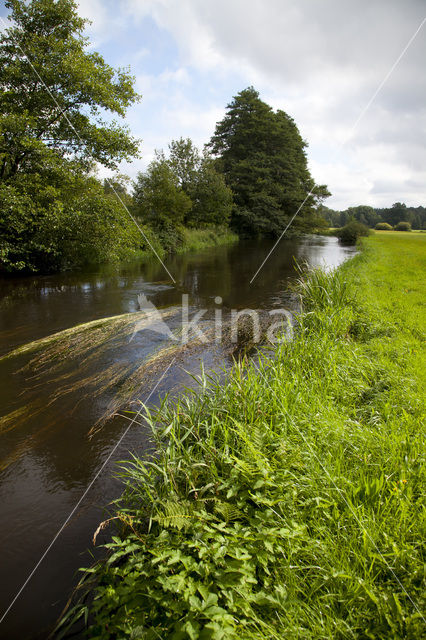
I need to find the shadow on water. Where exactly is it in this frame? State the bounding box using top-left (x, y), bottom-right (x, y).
top-left (0, 236), bottom-right (356, 639)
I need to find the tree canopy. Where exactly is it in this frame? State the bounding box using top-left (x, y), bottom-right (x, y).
top-left (0, 0), bottom-right (142, 272)
top-left (208, 87), bottom-right (329, 236)
top-left (0, 0), bottom-right (140, 180)
top-left (320, 202), bottom-right (426, 230)
top-left (133, 138), bottom-right (233, 238)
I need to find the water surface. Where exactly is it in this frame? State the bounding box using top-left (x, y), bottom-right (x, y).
top-left (0, 235), bottom-right (356, 639)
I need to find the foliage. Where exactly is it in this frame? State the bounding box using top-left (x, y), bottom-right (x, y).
top-left (0, 0), bottom-right (140, 179)
top-left (189, 156), bottom-right (233, 228)
top-left (0, 161), bottom-right (142, 272)
top-left (344, 205), bottom-right (381, 228)
top-left (133, 140), bottom-right (233, 237)
top-left (177, 227), bottom-right (238, 253)
top-left (375, 222), bottom-right (393, 230)
top-left (60, 234), bottom-right (425, 639)
top-left (168, 137), bottom-right (200, 193)
top-left (207, 87), bottom-right (330, 236)
top-left (133, 152), bottom-right (192, 228)
top-left (0, 0), bottom-right (141, 273)
top-left (103, 173), bottom-right (134, 207)
top-left (337, 220), bottom-right (370, 244)
top-left (321, 203), bottom-right (426, 230)
top-left (395, 221), bottom-right (412, 232)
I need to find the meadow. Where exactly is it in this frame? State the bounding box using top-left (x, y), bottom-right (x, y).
top-left (60, 233), bottom-right (425, 639)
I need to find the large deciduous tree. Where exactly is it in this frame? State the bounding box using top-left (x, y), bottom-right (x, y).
top-left (208, 87), bottom-right (329, 236)
top-left (0, 0), bottom-right (141, 272)
top-left (133, 152), bottom-right (192, 229)
top-left (0, 0), bottom-right (140, 180)
top-left (133, 139), bottom-right (233, 236)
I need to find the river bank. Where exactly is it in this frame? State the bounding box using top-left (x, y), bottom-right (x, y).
top-left (130, 226), bottom-right (239, 265)
top-left (65, 233), bottom-right (425, 639)
top-left (0, 236), bottom-right (357, 639)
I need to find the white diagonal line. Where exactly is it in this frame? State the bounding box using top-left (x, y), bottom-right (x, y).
top-left (250, 190), bottom-right (314, 284)
top-left (250, 15), bottom-right (426, 283)
top-left (0, 357), bottom-right (176, 625)
top-left (0, 16), bottom-right (176, 284)
top-left (342, 16), bottom-right (426, 146)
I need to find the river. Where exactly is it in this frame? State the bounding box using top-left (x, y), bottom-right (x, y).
top-left (0, 235), bottom-right (356, 639)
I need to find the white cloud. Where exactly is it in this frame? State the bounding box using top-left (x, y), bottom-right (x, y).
top-left (92, 0), bottom-right (426, 207)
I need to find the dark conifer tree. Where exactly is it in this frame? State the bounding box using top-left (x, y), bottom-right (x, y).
top-left (208, 87), bottom-right (329, 235)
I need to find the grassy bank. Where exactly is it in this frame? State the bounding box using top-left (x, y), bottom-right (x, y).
top-left (177, 227), bottom-right (239, 253)
top-left (63, 234), bottom-right (425, 639)
top-left (125, 226), bottom-right (239, 265)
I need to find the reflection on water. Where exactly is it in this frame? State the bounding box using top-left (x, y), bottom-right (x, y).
top-left (0, 235), bottom-right (356, 639)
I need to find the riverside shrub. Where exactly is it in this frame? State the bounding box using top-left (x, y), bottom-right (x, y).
top-left (337, 220), bottom-right (370, 244)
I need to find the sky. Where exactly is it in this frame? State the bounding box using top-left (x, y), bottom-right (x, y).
top-left (1, 0), bottom-right (425, 210)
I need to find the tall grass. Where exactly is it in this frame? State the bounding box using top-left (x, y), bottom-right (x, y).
top-left (59, 235), bottom-right (425, 639)
top-left (177, 227), bottom-right (238, 253)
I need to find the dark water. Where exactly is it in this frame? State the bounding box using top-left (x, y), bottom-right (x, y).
top-left (0, 236), bottom-right (356, 639)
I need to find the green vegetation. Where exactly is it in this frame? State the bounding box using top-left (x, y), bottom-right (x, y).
top-left (395, 221), bottom-right (412, 232)
top-left (336, 220), bottom-right (371, 245)
top-left (0, 0), bottom-right (142, 272)
top-left (321, 202), bottom-right (426, 231)
top-left (207, 87), bottom-right (330, 236)
top-left (60, 234), bottom-right (425, 639)
top-left (132, 139), bottom-right (233, 253)
top-left (375, 222), bottom-right (393, 231)
top-left (177, 227), bottom-right (238, 254)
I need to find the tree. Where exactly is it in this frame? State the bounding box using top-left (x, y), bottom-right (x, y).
top-left (167, 138), bottom-right (233, 227)
top-left (0, 161), bottom-right (141, 271)
top-left (345, 205), bottom-right (381, 228)
top-left (0, 0), bottom-right (140, 180)
top-left (318, 205), bottom-right (341, 228)
top-left (208, 87), bottom-right (329, 236)
top-left (103, 173), bottom-right (133, 207)
top-left (387, 203), bottom-right (408, 226)
top-left (134, 140), bottom-right (233, 232)
top-left (133, 153), bottom-right (192, 228)
top-left (168, 137), bottom-right (200, 193)
top-left (0, 0), bottom-right (141, 272)
top-left (189, 155), bottom-right (233, 227)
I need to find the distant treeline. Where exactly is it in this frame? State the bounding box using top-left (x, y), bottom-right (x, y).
top-left (320, 203), bottom-right (426, 230)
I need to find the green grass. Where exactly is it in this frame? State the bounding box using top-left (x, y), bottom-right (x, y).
top-left (121, 226), bottom-right (238, 265)
top-left (177, 227), bottom-right (239, 253)
top-left (61, 234), bottom-right (425, 639)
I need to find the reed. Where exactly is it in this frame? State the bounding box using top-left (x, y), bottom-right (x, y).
top-left (58, 234), bottom-right (425, 639)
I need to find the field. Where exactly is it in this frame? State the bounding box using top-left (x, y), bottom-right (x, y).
top-left (61, 233), bottom-right (425, 639)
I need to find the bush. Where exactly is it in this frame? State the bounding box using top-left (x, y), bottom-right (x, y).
top-left (395, 221), bottom-right (412, 231)
top-left (0, 173), bottom-right (143, 273)
top-left (155, 220), bottom-right (185, 252)
top-left (375, 222), bottom-right (393, 230)
top-left (337, 220), bottom-right (370, 245)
